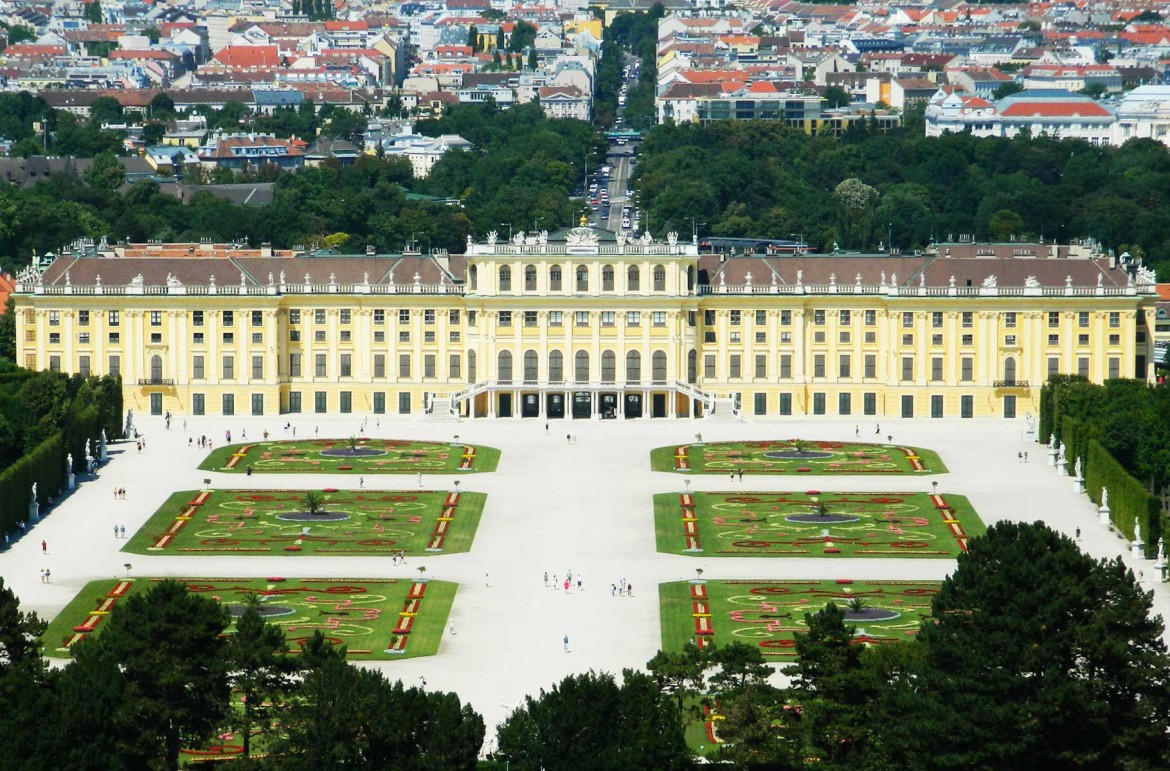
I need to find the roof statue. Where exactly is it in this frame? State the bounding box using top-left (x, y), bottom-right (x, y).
top-left (268, 272), bottom-right (275, 286)
top-left (982, 274), bottom-right (997, 288)
top-left (796, 269), bottom-right (803, 285)
top-left (880, 271), bottom-right (886, 286)
top-left (279, 270), bottom-right (286, 285)
top-left (1025, 275), bottom-right (1040, 288)
top-left (129, 274), bottom-right (145, 287)
top-left (512, 230), bottom-right (526, 246)
top-left (615, 232), bottom-right (626, 247)
top-left (949, 275), bottom-right (956, 288)
top-left (919, 272), bottom-right (926, 287)
top-left (538, 230), bottom-right (548, 245)
top-left (565, 225), bottom-right (599, 247)
top-left (363, 271), bottom-right (370, 285)
top-left (209, 274), bottom-right (216, 288)
top-left (667, 231), bottom-right (678, 247)
top-left (1097, 273), bottom-right (1104, 287)
top-left (239, 272), bottom-right (246, 287)
top-left (640, 231), bottom-right (653, 245)
top-left (486, 230), bottom-right (498, 246)
top-left (166, 273), bottom-right (183, 288)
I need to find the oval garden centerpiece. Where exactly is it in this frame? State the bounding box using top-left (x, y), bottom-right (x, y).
top-left (651, 439), bottom-right (947, 475)
top-left (199, 438), bottom-right (501, 474)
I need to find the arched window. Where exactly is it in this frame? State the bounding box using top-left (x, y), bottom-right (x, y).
top-left (524, 350), bottom-right (538, 382)
top-left (653, 266), bottom-right (666, 291)
top-left (498, 351), bottom-right (513, 383)
top-left (576, 265), bottom-right (589, 292)
top-left (601, 350), bottom-right (616, 382)
top-left (652, 351), bottom-right (667, 382)
top-left (602, 265), bottom-right (615, 291)
top-left (1004, 357), bottom-right (1017, 386)
top-left (626, 351), bottom-right (641, 383)
top-left (469, 265), bottom-right (478, 291)
top-left (150, 354), bottom-right (163, 382)
top-left (550, 266), bottom-right (562, 291)
top-left (549, 350), bottom-right (564, 382)
top-left (575, 350), bottom-right (590, 382)
top-left (524, 265), bottom-right (537, 291)
top-left (499, 266), bottom-right (512, 292)
top-left (687, 350), bottom-right (697, 383)
top-left (468, 350), bottom-right (476, 382)
top-left (627, 265), bottom-right (640, 291)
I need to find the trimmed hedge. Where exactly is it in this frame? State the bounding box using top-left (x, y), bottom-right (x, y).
top-left (0, 432), bottom-right (66, 535)
top-left (1084, 440), bottom-right (1161, 555)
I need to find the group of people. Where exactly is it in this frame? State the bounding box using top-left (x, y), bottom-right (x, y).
top-left (544, 570), bottom-right (584, 593)
top-left (611, 581), bottom-right (634, 597)
top-left (112, 487), bottom-right (128, 499)
top-left (390, 550), bottom-right (409, 565)
top-left (112, 525), bottom-right (127, 538)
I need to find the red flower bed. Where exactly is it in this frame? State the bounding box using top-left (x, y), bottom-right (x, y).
top-left (835, 578), bottom-right (853, 584)
top-left (283, 545), bottom-right (302, 552)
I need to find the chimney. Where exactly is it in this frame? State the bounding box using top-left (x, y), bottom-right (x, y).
top-left (260, 242), bottom-right (272, 257)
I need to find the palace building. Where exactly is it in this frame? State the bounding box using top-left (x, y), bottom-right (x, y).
top-left (11, 225), bottom-right (1158, 421)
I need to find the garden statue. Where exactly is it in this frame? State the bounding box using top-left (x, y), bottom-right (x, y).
top-left (1074, 457), bottom-right (1082, 479)
top-left (1135, 520), bottom-right (1142, 546)
top-left (66, 453), bottom-right (73, 472)
top-left (32, 482), bottom-right (37, 500)
top-left (1102, 489), bottom-right (1109, 508)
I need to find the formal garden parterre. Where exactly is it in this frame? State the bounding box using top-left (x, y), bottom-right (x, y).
top-left (124, 488), bottom-right (486, 555)
top-left (651, 439), bottom-right (946, 475)
top-left (199, 438), bottom-right (501, 474)
top-left (43, 577), bottom-right (455, 660)
top-left (659, 579), bottom-right (940, 659)
top-left (654, 490), bottom-right (984, 558)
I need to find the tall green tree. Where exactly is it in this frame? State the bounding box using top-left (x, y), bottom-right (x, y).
top-left (84, 150), bottom-right (125, 191)
top-left (914, 521), bottom-right (1170, 768)
top-left (0, 296), bottom-right (15, 363)
top-left (646, 642), bottom-right (711, 719)
top-left (84, 0), bottom-right (102, 23)
top-left (496, 670), bottom-right (691, 770)
top-left (71, 580), bottom-right (231, 771)
top-left (227, 595), bottom-right (298, 759)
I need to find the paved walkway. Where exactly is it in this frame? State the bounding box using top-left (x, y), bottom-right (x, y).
top-left (6, 414), bottom-right (1167, 746)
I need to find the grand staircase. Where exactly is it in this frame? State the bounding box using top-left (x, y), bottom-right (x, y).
top-left (704, 395), bottom-right (743, 423)
top-left (423, 394), bottom-right (461, 422)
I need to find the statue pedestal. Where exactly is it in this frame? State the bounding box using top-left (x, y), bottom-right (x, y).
top-left (1074, 477), bottom-right (1085, 494)
top-left (99, 446), bottom-right (108, 463)
top-left (1056, 460), bottom-right (1067, 476)
top-left (66, 472), bottom-right (75, 491)
top-left (1048, 449), bottom-right (1058, 467)
top-left (28, 501), bottom-right (39, 522)
top-left (1132, 539), bottom-right (1146, 558)
top-left (1098, 505), bottom-right (1111, 526)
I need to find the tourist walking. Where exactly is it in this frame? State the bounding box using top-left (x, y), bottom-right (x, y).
top-left (563, 634), bottom-right (569, 652)
top-left (544, 571), bottom-right (549, 587)
top-left (41, 540), bottom-right (46, 554)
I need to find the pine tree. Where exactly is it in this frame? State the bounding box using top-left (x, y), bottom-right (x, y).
top-left (467, 24), bottom-right (478, 51)
top-left (495, 27), bottom-right (505, 51)
top-left (528, 47), bottom-right (537, 70)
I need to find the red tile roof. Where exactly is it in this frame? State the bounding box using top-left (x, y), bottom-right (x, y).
top-left (1000, 101), bottom-right (1112, 118)
top-left (213, 45), bottom-right (281, 68)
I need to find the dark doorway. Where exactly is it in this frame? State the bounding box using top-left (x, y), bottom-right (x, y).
top-left (546, 393), bottom-right (565, 419)
top-left (150, 393), bottom-right (163, 416)
top-left (521, 393), bottom-right (539, 418)
top-left (651, 393), bottom-right (667, 418)
top-left (625, 392), bottom-right (642, 418)
top-left (498, 392), bottom-right (513, 418)
top-left (572, 391), bottom-right (592, 419)
top-left (599, 392), bottom-right (618, 419)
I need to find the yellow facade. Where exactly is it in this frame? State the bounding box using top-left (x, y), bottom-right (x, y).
top-left (12, 232), bottom-right (1158, 420)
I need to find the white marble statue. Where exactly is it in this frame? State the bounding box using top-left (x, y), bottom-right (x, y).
top-left (1074, 457), bottom-right (1082, 479)
top-left (1025, 275), bottom-right (1040, 289)
top-left (982, 274), bottom-right (997, 288)
top-left (1135, 520), bottom-right (1142, 545)
top-left (1102, 488), bottom-right (1109, 508)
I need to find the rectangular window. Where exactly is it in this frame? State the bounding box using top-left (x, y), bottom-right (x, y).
top-left (962, 312), bottom-right (973, 328)
top-left (1109, 334), bottom-right (1120, 346)
top-left (399, 354), bottom-right (411, 377)
top-left (754, 393), bottom-right (767, 415)
top-left (864, 354), bottom-right (876, 378)
top-left (78, 310), bottom-right (89, 326)
top-left (780, 354), bottom-right (792, 379)
top-left (222, 355), bottom-right (235, 379)
top-left (315, 354), bottom-right (326, 377)
top-left (223, 332), bottom-right (234, 344)
top-left (780, 310), bottom-right (792, 326)
top-left (48, 333), bottom-right (60, 344)
top-left (755, 310), bottom-right (766, 325)
top-left (1048, 311), bottom-right (1059, 328)
top-left (626, 311), bottom-right (641, 327)
top-left (499, 311), bottom-right (512, 327)
top-left (549, 311), bottom-right (563, 327)
top-left (653, 311), bottom-right (666, 327)
top-left (813, 354), bottom-right (825, 378)
top-left (399, 331), bottom-right (410, 343)
top-left (931, 334), bottom-right (943, 346)
top-left (839, 354), bottom-right (851, 378)
top-left (1078, 334), bottom-right (1090, 345)
top-left (729, 355), bottom-right (741, 378)
top-left (814, 331), bottom-right (826, 343)
top-left (1004, 312), bottom-right (1017, 328)
top-left (373, 309), bottom-right (384, 325)
top-left (289, 310), bottom-right (301, 325)
top-left (424, 354), bottom-right (435, 378)
top-left (962, 334), bottom-right (973, 346)
top-left (704, 310), bottom-right (716, 326)
top-left (901, 395), bottom-right (914, 418)
top-left (863, 392), bottom-right (877, 415)
top-left (192, 310), bottom-right (204, 327)
top-left (78, 355), bottom-right (90, 377)
top-left (192, 394), bottom-right (205, 415)
top-left (449, 331), bottom-right (460, 342)
top-left (422, 309), bottom-right (434, 325)
top-left (108, 311), bottom-right (120, 326)
top-left (340, 391), bottom-right (352, 413)
top-left (864, 310), bottom-right (876, 326)
top-left (1078, 312), bottom-right (1090, 328)
top-left (961, 357), bottom-right (973, 381)
top-left (449, 309), bottom-right (460, 324)
top-left (222, 394), bottom-right (235, 416)
top-left (468, 311), bottom-right (477, 325)
top-left (340, 353), bottom-right (352, 377)
top-left (840, 310), bottom-right (851, 326)
top-left (901, 357), bottom-right (914, 381)
top-left (688, 311), bottom-right (696, 327)
top-left (814, 310), bottom-right (826, 326)
top-left (1005, 335), bottom-right (1017, 346)
top-left (601, 311), bottom-right (615, 327)
top-left (576, 311), bottom-right (589, 327)
top-left (399, 309), bottom-right (410, 324)
top-left (1108, 357), bottom-right (1120, 379)
top-left (755, 354), bottom-right (766, 378)
top-left (108, 355), bottom-right (120, 377)
top-left (1109, 312), bottom-right (1120, 328)
top-left (252, 310), bottom-right (263, 326)
top-left (315, 391), bottom-right (327, 413)
top-left (289, 392), bottom-right (302, 413)
top-left (252, 394), bottom-right (264, 416)
top-left (424, 331), bottom-right (437, 343)
top-left (961, 395), bottom-right (973, 418)
top-left (398, 392), bottom-right (412, 414)
top-left (374, 354), bottom-right (385, 378)
top-left (223, 311), bottom-right (234, 326)
top-left (931, 394), bottom-right (944, 419)
top-left (1048, 334), bottom-right (1059, 345)
top-left (289, 353), bottom-right (301, 377)
top-left (839, 331), bottom-right (851, 344)
top-left (193, 355), bottom-right (205, 380)
top-left (902, 334), bottom-right (913, 346)
top-left (755, 332), bottom-right (766, 343)
top-left (704, 355), bottom-right (716, 378)
top-left (372, 392), bottom-right (385, 414)
top-left (1048, 357), bottom-right (1059, 376)
top-left (194, 333), bottom-right (205, 344)
top-left (812, 392), bottom-right (825, 415)
top-left (524, 311), bottom-right (537, 327)
top-left (252, 333), bottom-right (264, 344)
top-left (839, 392), bottom-right (852, 416)
top-left (902, 312), bottom-right (914, 328)
top-left (932, 311), bottom-right (943, 328)
top-left (730, 332), bottom-right (741, 343)
top-left (374, 331), bottom-right (385, 343)
top-left (779, 393), bottom-right (792, 416)
top-left (109, 332), bottom-right (120, 344)
top-left (730, 310), bottom-right (742, 326)
top-left (449, 354), bottom-right (461, 379)
top-left (1077, 357), bottom-right (1089, 378)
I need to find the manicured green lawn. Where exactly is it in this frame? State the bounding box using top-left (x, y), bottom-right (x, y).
top-left (42, 577), bottom-right (455, 661)
top-left (659, 579), bottom-right (939, 660)
top-left (199, 438), bottom-right (500, 474)
top-left (123, 488), bottom-right (486, 556)
top-left (654, 490), bottom-right (983, 558)
top-left (650, 440), bottom-right (947, 475)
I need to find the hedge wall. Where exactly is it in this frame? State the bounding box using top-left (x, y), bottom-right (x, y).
top-left (1085, 439), bottom-right (1162, 556)
top-left (0, 432), bottom-right (66, 535)
top-left (1060, 416), bottom-right (1097, 479)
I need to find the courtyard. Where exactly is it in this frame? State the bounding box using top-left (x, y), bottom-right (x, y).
top-left (7, 414), bottom-right (1169, 747)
